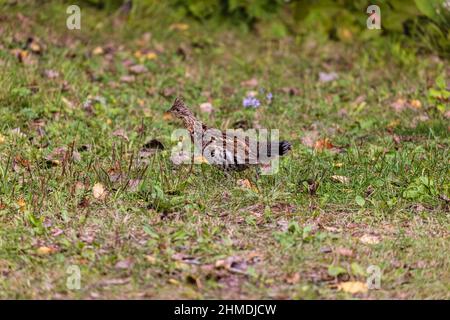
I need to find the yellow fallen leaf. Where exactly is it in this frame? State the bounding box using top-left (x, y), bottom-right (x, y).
top-left (145, 255), bottom-right (157, 264)
top-left (194, 155), bottom-right (209, 164)
top-left (146, 52), bottom-right (157, 60)
top-left (168, 278), bottom-right (180, 285)
top-left (17, 198), bottom-right (26, 212)
top-left (37, 246), bottom-right (56, 255)
top-left (387, 120), bottom-right (400, 129)
top-left (170, 23), bottom-right (189, 31)
top-left (174, 261), bottom-right (190, 270)
top-left (337, 281), bottom-right (368, 294)
top-left (92, 46), bottom-right (104, 55)
top-left (0, 134), bottom-right (5, 144)
top-left (92, 183), bottom-right (107, 200)
top-left (359, 234), bottom-right (381, 245)
top-left (410, 99), bottom-right (422, 109)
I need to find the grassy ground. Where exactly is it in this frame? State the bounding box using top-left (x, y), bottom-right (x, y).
top-left (0, 3), bottom-right (449, 299)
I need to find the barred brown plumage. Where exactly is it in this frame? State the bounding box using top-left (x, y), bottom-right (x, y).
top-left (168, 97), bottom-right (291, 172)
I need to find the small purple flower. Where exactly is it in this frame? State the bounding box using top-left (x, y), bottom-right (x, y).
top-left (243, 96), bottom-right (261, 108)
top-left (266, 92), bottom-right (273, 103)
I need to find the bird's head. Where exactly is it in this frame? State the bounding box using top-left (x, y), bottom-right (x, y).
top-left (167, 97), bottom-right (194, 120)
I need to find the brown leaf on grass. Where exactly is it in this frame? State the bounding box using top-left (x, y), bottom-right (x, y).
top-left (314, 138), bottom-right (334, 151)
top-left (359, 234), bottom-right (381, 245)
top-left (300, 130), bottom-right (320, 148)
top-left (319, 71), bottom-right (338, 83)
top-left (391, 98), bottom-right (407, 112)
top-left (160, 87), bottom-right (177, 98)
top-left (120, 75), bottom-right (135, 83)
top-left (0, 201), bottom-right (6, 210)
top-left (237, 179), bottom-right (258, 192)
top-left (331, 175), bottom-right (350, 184)
top-left (199, 102), bottom-right (213, 113)
top-left (112, 129), bottom-right (129, 142)
top-left (92, 183), bottom-right (107, 200)
top-left (43, 69), bottom-right (59, 79)
top-left (335, 247), bottom-right (354, 257)
top-left (391, 99), bottom-right (422, 112)
top-left (36, 246), bottom-right (56, 255)
top-left (285, 272), bottom-right (301, 284)
top-left (45, 146), bottom-right (81, 165)
top-left (92, 46), bottom-right (104, 55)
top-left (145, 255), bottom-right (157, 264)
top-left (241, 78), bottom-right (258, 88)
top-left (337, 281), bottom-right (368, 294)
top-left (135, 50), bottom-right (157, 61)
top-left (0, 134), bottom-right (5, 144)
top-left (410, 99), bottom-right (422, 109)
top-left (129, 64), bottom-right (148, 75)
top-left (115, 259), bottom-right (134, 270)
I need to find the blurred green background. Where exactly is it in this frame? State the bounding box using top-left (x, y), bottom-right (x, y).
top-left (77, 0), bottom-right (450, 56)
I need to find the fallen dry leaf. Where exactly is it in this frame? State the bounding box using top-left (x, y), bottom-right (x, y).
top-left (17, 198), bottom-right (26, 212)
top-left (359, 234), bottom-right (381, 245)
top-left (335, 247), bottom-right (354, 257)
top-left (237, 179), bottom-right (258, 192)
top-left (134, 50), bottom-right (157, 61)
top-left (168, 278), bottom-right (180, 285)
top-left (0, 134), bottom-right (5, 144)
top-left (301, 130), bottom-right (320, 148)
top-left (285, 272), bottom-right (301, 284)
top-left (92, 183), bottom-right (107, 200)
top-left (112, 129), bottom-right (129, 142)
top-left (120, 75), bottom-right (135, 83)
top-left (37, 246), bottom-right (56, 255)
top-left (337, 281), bottom-right (368, 294)
top-left (200, 102), bottom-right (213, 113)
top-left (319, 72), bottom-right (338, 83)
top-left (170, 23), bottom-right (189, 31)
top-left (241, 78), bottom-right (259, 88)
top-left (145, 255), bottom-right (157, 264)
top-left (129, 64), bottom-right (148, 75)
top-left (92, 46), bottom-right (104, 55)
top-left (391, 98), bottom-right (407, 112)
top-left (43, 69), bottom-right (59, 79)
top-left (314, 138), bottom-right (334, 151)
top-left (331, 175), bottom-right (350, 184)
top-left (115, 259), bottom-right (134, 270)
top-left (410, 99), bottom-right (422, 109)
